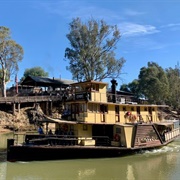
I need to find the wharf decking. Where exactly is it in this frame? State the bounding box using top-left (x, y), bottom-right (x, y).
top-left (0, 95), bottom-right (62, 104)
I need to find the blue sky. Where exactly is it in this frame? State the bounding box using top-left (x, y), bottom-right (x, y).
top-left (1, 0), bottom-right (180, 88)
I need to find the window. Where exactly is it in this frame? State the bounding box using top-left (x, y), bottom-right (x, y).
top-left (83, 125), bottom-right (88, 131)
top-left (100, 104), bottom-right (108, 113)
top-left (88, 104), bottom-right (93, 112)
top-left (116, 127), bottom-right (121, 134)
top-left (115, 106), bottom-right (119, 114)
top-left (92, 84), bottom-right (99, 91)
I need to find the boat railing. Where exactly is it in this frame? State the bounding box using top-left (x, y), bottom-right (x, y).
top-left (13, 132), bottom-right (113, 147)
top-left (24, 134), bottom-right (79, 146)
top-left (164, 128), bottom-right (180, 142)
top-left (92, 136), bottom-right (110, 146)
top-left (0, 95), bottom-right (62, 103)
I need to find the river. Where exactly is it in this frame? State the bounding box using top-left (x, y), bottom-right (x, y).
top-left (1, 133), bottom-right (180, 180)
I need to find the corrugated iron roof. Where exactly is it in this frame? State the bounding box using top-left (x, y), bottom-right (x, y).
top-left (21, 75), bottom-right (75, 87)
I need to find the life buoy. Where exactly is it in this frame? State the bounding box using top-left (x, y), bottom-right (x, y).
top-left (114, 134), bottom-right (120, 142)
top-left (63, 124), bottom-right (68, 132)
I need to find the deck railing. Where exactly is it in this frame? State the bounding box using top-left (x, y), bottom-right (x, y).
top-left (0, 95), bottom-right (62, 103)
top-left (164, 128), bottom-right (180, 142)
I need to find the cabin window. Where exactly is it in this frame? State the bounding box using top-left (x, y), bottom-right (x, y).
top-left (93, 104), bottom-right (98, 112)
top-left (84, 104), bottom-right (87, 112)
top-left (115, 106), bottom-right (119, 114)
top-left (96, 104), bottom-right (100, 113)
top-left (88, 104), bottom-right (93, 112)
top-left (92, 84), bottom-right (99, 91)
top-left (73, 104), bottom-right (79, 114)
top-left (79, 103), bottom-right (87, 112)
top-left (137, 106), bottom-right (140, 114)
top-left (79, 104), bottom-right (83, 112)
top-left (71, 104), bottom-right (77, 113)
top-left (83, 124), bottom-right (88, 131)
top-left (88, 104), bottom-right (99, 112)
top-left (100, 104), bottom-right (108, 113)
top-left (116, 127), bottom-right (121, 134)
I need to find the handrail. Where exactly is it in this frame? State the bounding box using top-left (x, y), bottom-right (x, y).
top-left (164, 128), bottom-right (180, 142)
top-left (0, 95), bottom-right (62, 103)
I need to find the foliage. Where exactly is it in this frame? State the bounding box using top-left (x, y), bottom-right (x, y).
top-left (0, 26), bottom-right (23, 97)
top-left (165, 65), bottom-right (180, 109)
top-left (127, 80), bottom-right (141, 98)
top-left (120, 84), bottom-right (131, 92)
top-left (65, 17), bottom-right (125, 81)
top-left (120, 62), bottom-right (170, 105)
top-left (138, 62), bottom-right (169, 104)
top-left (20, 66), bottom-right (49, 82)
top-left (120, 80), bottom-right (141, 100)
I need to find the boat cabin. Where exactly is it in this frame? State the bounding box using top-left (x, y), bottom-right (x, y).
top-left (52, 80), bottom-right (179, 148)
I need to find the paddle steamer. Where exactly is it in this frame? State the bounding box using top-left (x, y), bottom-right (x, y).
top-left (7, 79), bottom-right (180, 161)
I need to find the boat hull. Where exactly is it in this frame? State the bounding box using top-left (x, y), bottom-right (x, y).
top-left (7, 145), bottom-right (132, 162)
top-left (7, 142), bottom-right (174, 162)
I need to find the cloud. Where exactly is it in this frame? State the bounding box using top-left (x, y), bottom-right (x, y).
top-left (160, 23), bottom-right (180, 31)
top-left (161, 23), bottom-right (180, 28)
top-left (124, 9), bottom-right (145, 16)
top-left (37, 1), bottom-right (122, 21)
top-left (119, 22), bottom-right (159, 37)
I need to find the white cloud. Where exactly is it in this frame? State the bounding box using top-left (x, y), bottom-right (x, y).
top-left (160, 23), bottom-right (180, 31)
top-left (124, 9), bottom-right (145, 16)
top-left (37, 1), bottom-right (122, 21)
top-left (161, 23), bottom-right (180, 28)
top-left (119, 22), bottom-right (159, 37)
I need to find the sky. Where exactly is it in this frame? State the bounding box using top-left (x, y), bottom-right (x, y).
top-left (1, 0), bottom-right (180, 88)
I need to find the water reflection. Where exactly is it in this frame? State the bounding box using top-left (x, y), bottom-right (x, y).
top-left (0, 138), bottom-right (180, 180)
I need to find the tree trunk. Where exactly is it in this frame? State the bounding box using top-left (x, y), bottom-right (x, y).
top-left (2, 80), bottom-right (6, 97)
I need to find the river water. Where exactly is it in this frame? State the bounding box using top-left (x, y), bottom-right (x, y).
top-left (1, 133), bottom-right (180, 180)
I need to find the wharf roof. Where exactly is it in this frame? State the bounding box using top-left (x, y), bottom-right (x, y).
top-left (21, 75), bottom-right (75, 88)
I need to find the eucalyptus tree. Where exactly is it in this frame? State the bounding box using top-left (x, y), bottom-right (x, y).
top-left (120, 79), bottom-right (141, 100)
top-left (0, 26), bottom-right (23, 97)
top-left (165, 66), bottom-right (180, 109)
top-left (138, 62), bottom-right (169, 104)
top-left (65, 17), bottom-right (125, 81)
top-left (20, 66), bottom-right (49, 82)
top-left (120, 84), bottom-right (131, 92)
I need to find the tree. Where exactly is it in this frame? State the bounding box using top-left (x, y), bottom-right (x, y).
top-left (0, 26), bottom-right (23, 97)
top-left (120, 79), bottom-right (141, 100)
top-left (120, 84), bottom-right (131, 92)
top-left (65, 17), bottom-right (125, 82)
top-left (165, 65), bottom-right (180, 110)
top-left (138, 62), bottom-right (169, 104)
top-left (20, 66), bottom-right (49, 82)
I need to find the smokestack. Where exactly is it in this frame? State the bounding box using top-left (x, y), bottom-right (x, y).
top-left (111, 79), bottom-right (118, 103)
